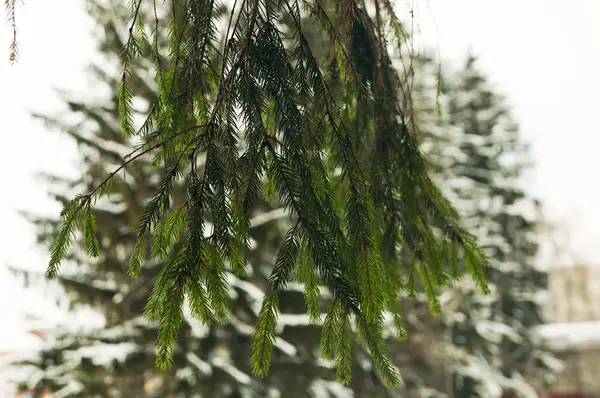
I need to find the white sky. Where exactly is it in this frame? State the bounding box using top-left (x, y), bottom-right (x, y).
top-left (0, 0), bottom-right (599, 327)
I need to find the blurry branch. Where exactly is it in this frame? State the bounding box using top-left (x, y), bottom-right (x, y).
top-left (249, 208), bottom-right (289, 229)
top-left (440, 289), bottom-right (464, 314)
top-left (5, 0), bottom-right (22, 64)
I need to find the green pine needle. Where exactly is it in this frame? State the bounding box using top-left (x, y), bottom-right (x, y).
top-left (128, 234), bottom-right (147, 277)
top-left (335, 308), bottom-right (353, 385)
top-left (45, 0), bottom-right (493, 386)
top-left (47, 197), bottom-right (85, 279)
top-left (320, 299), bottom-right (340, 361)
top-left (251, 290), bottom-right (279, 376)
top-left (82, 202), bottom-right (100, 258)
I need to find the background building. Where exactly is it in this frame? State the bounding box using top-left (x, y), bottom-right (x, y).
top-left (536, 265), bottom-right (600, 397)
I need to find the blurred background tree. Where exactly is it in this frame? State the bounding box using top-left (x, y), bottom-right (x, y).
top-left (401, 54), bottom-right (558, 397)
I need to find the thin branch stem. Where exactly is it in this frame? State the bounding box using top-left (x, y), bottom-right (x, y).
top-left (90, 124), bottom-right (207, 199)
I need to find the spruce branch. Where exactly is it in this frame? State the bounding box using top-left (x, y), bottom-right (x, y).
top-left (48, 125), bottom-right (207, 277)
top-left (95, 124), bottom-right (207, 199)
top-left (45, 0), bottom-right (493, 387)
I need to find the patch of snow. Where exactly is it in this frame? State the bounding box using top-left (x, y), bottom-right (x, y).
top-left (0, 326), bottom-right (44, 353)
top-left (94, 197), bottom-right (128, 213)
top-left (284, 282), bottom-right (306, 292)
top-left (176, 366), bottom-right (196, 383)
top-left (3, 363), bottom-right (39, 388)
top-left (536, 350), bottom-right (564, 376)
top-left (211, 356), bottom-right (251, 385)
top-left (93, 317), bottom-right (150, 340)
top-left (64, 306), bottom-right (106, 332)
top-left (273, 337), bottom-right (297, 357)
top-left (228, 315), bottom-right (255, 336)
top-left (275, 314), bottom-right (312, 333)
top-left (310, 380), bottom-right (354, 398)
top-left (476, 321), bottom-right (523, 344)
top-left (186, 352), bottom-right (213, 376)
top-left (315, 357), bottom-right (335, 369)
top-left (249, 208), bottom-right (289, 228)
top-left (228, 274), bottom-right (265, 302)
top-left (326, 382), bottom-right (355, 398)
top-left (227, 274), bottom-right (264, 315)
top-left (183, 302), bottom-right (210, 339)
top-left (534, 321), bottom-right (600, 351)
top-left (382, 312), bottom-right (396, 338)
top-left (460, 359), bottom-right (504, 398)
top-left (72, 342), bottom-right (137, 365)
top-left (53, 381), bottom-right (85, 398)
top-left (87, 278), bottom-right (118, 291)
top-left (501, 372), bottom-right (538, 398)
top-left (112, 292), bottom-right (125, 303)
top-left (286, 282), bottom-right (331, 297)
top-left (454, 350), bottom-right (541, 398)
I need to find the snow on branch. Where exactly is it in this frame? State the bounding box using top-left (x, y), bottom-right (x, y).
top-left (66, 342), bottom-right (138, 366)
top-left (535, 321), bottom-right (600, 351)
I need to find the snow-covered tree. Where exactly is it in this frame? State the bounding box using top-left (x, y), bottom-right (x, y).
top-left (413, 54), bottom-right (559, 397)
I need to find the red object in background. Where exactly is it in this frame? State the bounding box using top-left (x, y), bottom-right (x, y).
top-left (502, 394), bottom-right (590, 398)
top-left (17, 387), bottom-right (50, 398)
top-left (28, 330), bottom-right (44, 339)
top-left (550, 395), bottom-right (588, 398)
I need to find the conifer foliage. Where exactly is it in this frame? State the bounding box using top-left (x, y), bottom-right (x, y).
top-left (13, 2), bottom-right (404, 396)
top-left (45, 0), bottom-right (491, 386)
top-left (16, 2), bottom-right (398, 396)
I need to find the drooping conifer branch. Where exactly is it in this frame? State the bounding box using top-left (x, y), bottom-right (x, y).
top-left (47, 0), bottom-right (491, 388)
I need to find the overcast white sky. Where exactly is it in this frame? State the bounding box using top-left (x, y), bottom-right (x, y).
top-left (0, 0), bottom-right (599, 327)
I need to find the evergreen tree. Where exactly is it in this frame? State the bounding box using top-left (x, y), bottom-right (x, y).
top-left (412, 55), bottom-right (557, 397)
top-left (14, 0), bottom-right (407, 396)
top-left (39, 0), bottom-right (492, 388)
